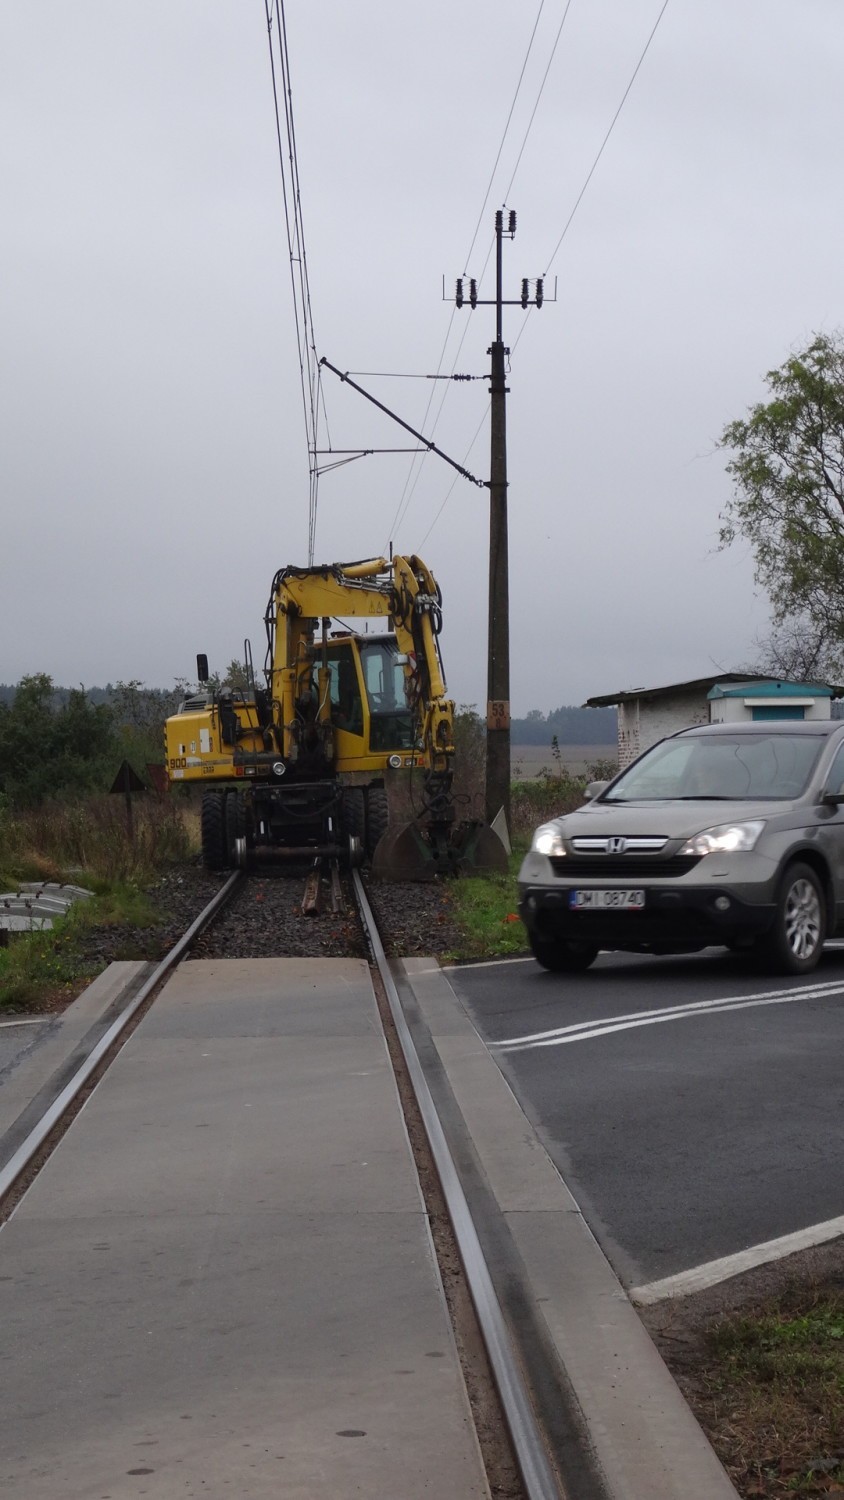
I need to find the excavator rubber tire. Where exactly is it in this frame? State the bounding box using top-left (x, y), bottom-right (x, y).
top-left (364, 786), bottom-right (390, 857)
top-left (341, 787), bottom-right (366, 848)
top-left (200, 791), bottom-right (228, 871)
top-left (225, 790), bottom-right (248, 867)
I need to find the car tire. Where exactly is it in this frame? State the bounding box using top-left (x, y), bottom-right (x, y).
top-left (529, 933), bottom-right (598, 973)
top-left (758, 862), bottom-right (826, 974)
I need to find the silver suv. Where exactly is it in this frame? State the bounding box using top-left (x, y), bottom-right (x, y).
top-left (518, 720), bottom-right (844, 975)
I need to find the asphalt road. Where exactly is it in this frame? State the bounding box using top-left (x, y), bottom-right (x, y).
top-left (447, 945), bottom-right (844, 1289)
top-left (0, 1017), bottom-right (52, 1077)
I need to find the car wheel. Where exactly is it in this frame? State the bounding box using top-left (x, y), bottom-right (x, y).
top-left (529, 933), bottom-right (598, 973)
top-left (759, 862), bottom-right (826, 974)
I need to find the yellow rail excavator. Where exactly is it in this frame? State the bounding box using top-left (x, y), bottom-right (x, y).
top-left (164, 555), bottom-right (507, 881)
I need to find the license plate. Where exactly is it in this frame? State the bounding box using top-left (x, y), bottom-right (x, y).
top-left (570, 889), bottom-right (645, 910)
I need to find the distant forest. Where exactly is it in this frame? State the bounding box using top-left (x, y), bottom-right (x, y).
top-left (0, 682), bottom-right (617, 745)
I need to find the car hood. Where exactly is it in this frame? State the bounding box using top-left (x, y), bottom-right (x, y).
top-left (553, 797), bottom-right (797, 841)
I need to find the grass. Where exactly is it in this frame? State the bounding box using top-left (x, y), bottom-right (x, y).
top-left (643, 1267), bottom-right (844, 1500)
top-left (667, 1280), bottom-right (844, 1498)
top-left (443, 770), bottom-right (597, 961)
top-left (0, 883), bottom-right (163, 1012)
top-left (445, 858), bottom-right (526, 960)
top-left (0, 794), bottom-right (197, 1012)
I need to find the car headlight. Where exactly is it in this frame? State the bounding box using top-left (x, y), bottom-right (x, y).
top-left (531, 823), bottom-right (566, 856)
top-left (680, 820), bottom-right (765, 856)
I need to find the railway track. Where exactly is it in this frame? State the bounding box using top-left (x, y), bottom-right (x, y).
top-left (0, 869), bottom-right (566, 1500)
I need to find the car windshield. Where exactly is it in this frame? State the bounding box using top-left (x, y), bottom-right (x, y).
top-left (603, 732), bottom-right (824, 802)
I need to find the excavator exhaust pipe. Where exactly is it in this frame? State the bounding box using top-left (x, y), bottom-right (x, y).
top-left (371, 818), bottom-right (509, 882)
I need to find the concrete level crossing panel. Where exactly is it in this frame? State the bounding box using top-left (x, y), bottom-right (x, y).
top-left (0, 957), bottom-right (488, 1500)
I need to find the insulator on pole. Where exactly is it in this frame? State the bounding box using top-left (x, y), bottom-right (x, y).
top-left (535, 277), bottom-right (544, 309)
top-left (469, 279), bottom-right (478, 309)
top-left (456, 278), bottom-right (464, 308)
top-left (508, 210), bottom-right (516, 235)
top-left (495, 209), bottom-right (503, 232)
top-left (521, 279), bottom-right (529, 309)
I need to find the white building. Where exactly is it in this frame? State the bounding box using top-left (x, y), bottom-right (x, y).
top-left (585, 676), bottom-right (839, 769)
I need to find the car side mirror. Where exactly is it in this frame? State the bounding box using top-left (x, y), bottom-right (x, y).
top-left (584, 780), bottom-right (608, 800)
top-left (821, 788), bottom-right (844, 806)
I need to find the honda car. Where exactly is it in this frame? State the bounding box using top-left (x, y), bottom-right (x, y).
top-left (518, 720), bottom-right (844, 974)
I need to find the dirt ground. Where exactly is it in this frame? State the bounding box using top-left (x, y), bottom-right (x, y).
top-left (642, 1239), bottom-right (844, 1497)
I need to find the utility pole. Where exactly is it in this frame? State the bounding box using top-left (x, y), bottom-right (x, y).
top-left (455, 211), bottom-right (545, 832)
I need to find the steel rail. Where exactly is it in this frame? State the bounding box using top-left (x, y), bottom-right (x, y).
top-left (0, 871), bottom-right (242, 1206)
top-left (352, 871), bottom-right (561, 1500)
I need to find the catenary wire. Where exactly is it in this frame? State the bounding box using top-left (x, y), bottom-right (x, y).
top-left (264, 1), bottom-right (324, 563)
top-left (276, 3), bottom-right (323, 562)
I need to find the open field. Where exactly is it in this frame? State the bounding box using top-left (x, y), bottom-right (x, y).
top-left (511, 743), bottom-right (617, 779)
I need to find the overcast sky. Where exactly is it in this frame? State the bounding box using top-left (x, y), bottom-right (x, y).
top-left (2, 1), bottom-right (842, 714)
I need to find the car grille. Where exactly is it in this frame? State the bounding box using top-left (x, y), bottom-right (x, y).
top-left (549, 855), bottom-right (702, 878)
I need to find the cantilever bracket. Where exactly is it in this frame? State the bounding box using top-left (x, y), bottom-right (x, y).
top-left (319, 357), bottom-right (488, 489)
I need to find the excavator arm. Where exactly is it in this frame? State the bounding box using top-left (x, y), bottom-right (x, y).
top-left (266, 556), bottom-right (455, 775)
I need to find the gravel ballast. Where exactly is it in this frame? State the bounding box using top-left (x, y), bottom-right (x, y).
top-left (156, 863), bottom-right (466, 963)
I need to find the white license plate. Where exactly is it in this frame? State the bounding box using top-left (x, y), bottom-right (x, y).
top-left (570, 889), bottom-right (645, 910)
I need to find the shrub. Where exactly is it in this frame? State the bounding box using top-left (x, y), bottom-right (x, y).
top-left (0, 794), bottom-right (195, 885)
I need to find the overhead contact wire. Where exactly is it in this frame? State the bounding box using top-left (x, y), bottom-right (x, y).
top-left (264, 0), bottom-right (324, 562)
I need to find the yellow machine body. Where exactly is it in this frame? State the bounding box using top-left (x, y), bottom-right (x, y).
top-left (164, 557), bottom-right (505, 878)
top-left (165, 555), bottom-right (452, 786)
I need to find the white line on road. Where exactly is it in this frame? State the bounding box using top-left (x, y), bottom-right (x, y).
top-left (495, 976), bottom-right (844, 1052)
top-left (0, 1018), bottom-right (48, 1029)
top-left (441, 956), bottom-right (535, 972)
top-left (630, 1216), bottom-right (844, 1304)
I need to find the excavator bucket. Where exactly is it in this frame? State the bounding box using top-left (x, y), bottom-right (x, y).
top-left (371, 819), bottom-right (509, 882)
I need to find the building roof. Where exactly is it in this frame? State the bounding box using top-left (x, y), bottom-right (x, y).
top-left (584, 674), bottom-right (842, 709)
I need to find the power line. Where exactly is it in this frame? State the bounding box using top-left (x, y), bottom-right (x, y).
top-left (462, 0), bottom-right (547, 276)
top-left (541, 0), bottom-right (671, 278)
top-left (500, 0), bottom-right (574, 206)
top-left (263, 1), bottom-right (324, 562)
top-left (509, 0), bottom-right (671, 367)
top-left (386, 3), bottom-right (554, 555)
top-left (421, 0), bottom-right (672, 549)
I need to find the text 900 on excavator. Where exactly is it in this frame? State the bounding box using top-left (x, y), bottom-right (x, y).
top-left (164, 555), bottom-right (506, 881)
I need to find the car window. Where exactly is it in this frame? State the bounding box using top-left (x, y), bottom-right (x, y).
top-left (604, 733), bottom-right (824, 801)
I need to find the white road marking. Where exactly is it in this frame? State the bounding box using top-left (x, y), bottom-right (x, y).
top-left (630, 1215), bottom-right (844, 1304)
top-left (0, 1018), bottom-right (48, 1029)
top-left (495, 976), bottom-right (844, 1052)
top-left (441, 956), bottom-right (535, 972)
